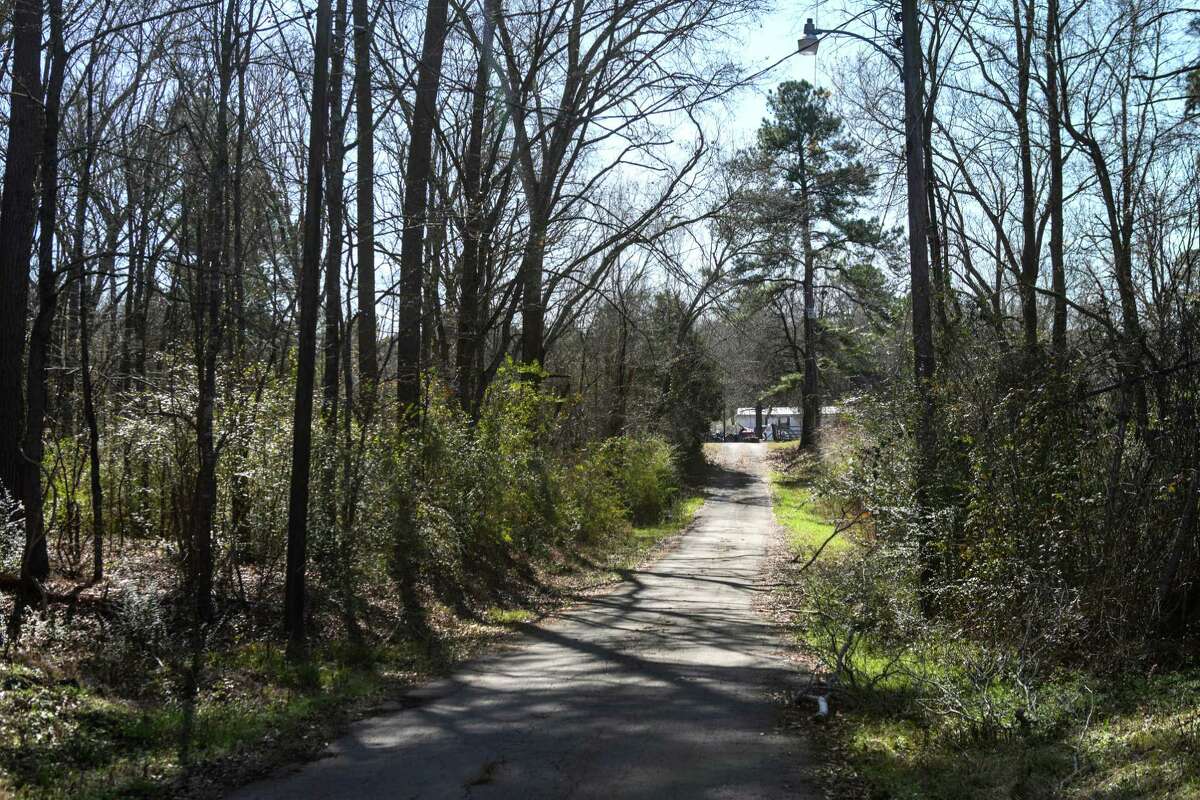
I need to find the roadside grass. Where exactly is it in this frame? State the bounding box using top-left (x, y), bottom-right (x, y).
top-left (834, 669), bottom-right (1200, 800)
top-left (0, 642), bottom-right (422, 800)
top-left (484, 607), bottom-right (536, 625)
top-left (0, 492), bottom-right (706, 800)
top-left (630, 494), bottom-right (704, 548)
top-left (768, 473), bottom-right (849, 560)
top-left (768, 460), bottom-right (1200, 800)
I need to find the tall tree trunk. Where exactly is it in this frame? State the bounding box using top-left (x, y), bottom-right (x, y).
top-left (922, 117), bottom-right (949, 342)
top-left (81, 228), bottom-right (116, 583)
top-left (323, 0), bottom-right (348, 425)
top-left (456, 0), bottom-right (498, 409)
top-left (228, 8), bottom-right (254, 554)
top-left (798, 152), bottom-right (819, 448)
top-left (319, 0), bottom-right (348, 611)
top-left (1115, 241), bottom-right (1148, 430)
top-left (801, 280), bottom-right (818, 447)
top-left (422, 178), bottom-right (447, 375)
top-left (901, 0), bottom-right (938, 616)
top-left (518, 208), bottom-right (549, 367)
top-left (0, 0), bottom-right (43, 576)
top-left (61, 238), bottom-right (82, 432)
top-left (192, 0), bottom-right (236, 624)
top-left (1015, 0), bottom-right (1040, 352)
top-left (231, 17), bottom-right (252, 363)
top-left (230, 7), bottom-right (259, 556)
top-left (395, 0), bottom-right (451, 416)
top-left (67, 60), bottom-right (99, 444)
top-left (285, 0), bottom-right (333, 659)
top-left (1045, 0), bottom-right (1067, 355)
top-left (352, 0), bottom-right (379, 416)
top-left (132, 155), bottom-right (155, 380)
top-left (902, 0), bottom-right (936, 387)
top-left (19, 0), bottom-right (61, 595)
top-left (119, 168), bottom-right (138, 392)
top-left (610, 312), bottom-right (628, 437)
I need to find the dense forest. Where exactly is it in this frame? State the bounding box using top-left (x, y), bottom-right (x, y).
top-left (0, 0), bottom-right (740, 643)
top-left (1, 0), bottom-right (1199, 796)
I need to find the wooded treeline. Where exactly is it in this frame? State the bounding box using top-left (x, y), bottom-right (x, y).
top-left (0, 0), bottom-right (758, 659)
top-left (1, 0), bottom-right (1200, 795)
top-left (736, 0), bottom-right (1200, 667)
top-left (891, 0), bottom-right (1200, 654)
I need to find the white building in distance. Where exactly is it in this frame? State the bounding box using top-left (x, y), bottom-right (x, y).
top-left (732, 407), bottom-right (800, 433)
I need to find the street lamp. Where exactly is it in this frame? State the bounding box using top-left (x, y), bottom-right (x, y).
top-left (798, 18), bottom-right (819, 55)
top-left (797, 18), bottom-right (898, 70)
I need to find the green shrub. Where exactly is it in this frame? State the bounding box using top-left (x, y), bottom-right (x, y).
top-left (558, 450), bottom-right (628, 545)
top-left (365, 364), bottom-right (685, 606)
top-left (602, 436), bottom-right (680, 525)
top-left (35, 356), bottom-right (689, 646)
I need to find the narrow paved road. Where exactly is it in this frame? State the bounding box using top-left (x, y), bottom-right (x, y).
top-left (230, 444), bottom-right (811, 799)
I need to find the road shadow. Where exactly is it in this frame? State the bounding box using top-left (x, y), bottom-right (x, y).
top-left (230, 442), bottom-right (812, 800)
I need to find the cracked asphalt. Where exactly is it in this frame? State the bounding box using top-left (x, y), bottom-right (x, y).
top-left (228, 443), bottom-right (813, 799)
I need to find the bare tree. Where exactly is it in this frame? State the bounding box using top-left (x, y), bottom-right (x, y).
top-left (395, 0), bottom-right (451, 415)
top-left (191, 0), bottom-right (238, 623)
top-left (285, 0), bottom-right (334, 658)
top-left (353, 0), bottom-right (379, 413)
top-left (1, 0), bottom-right (44, 591)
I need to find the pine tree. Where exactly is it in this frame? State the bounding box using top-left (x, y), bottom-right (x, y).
top-left (747, 80), bottom-right (880, 446)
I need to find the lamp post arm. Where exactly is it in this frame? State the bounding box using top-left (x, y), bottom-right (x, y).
top-left (805, 22), bottom-right (902, 73)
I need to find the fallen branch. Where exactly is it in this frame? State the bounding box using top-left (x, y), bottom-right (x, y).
top-left (0, 574), bottom-right (120, 618)
top-left (791, 510), bottom-right (868, 571)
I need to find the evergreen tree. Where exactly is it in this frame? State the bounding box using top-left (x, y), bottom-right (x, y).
top-left (739, 80), bottom-right (882, 445)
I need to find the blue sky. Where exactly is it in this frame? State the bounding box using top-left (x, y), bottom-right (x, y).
top-left (724, 1), bottom-right (875, 145)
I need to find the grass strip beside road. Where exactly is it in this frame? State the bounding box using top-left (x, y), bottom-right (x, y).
top-left (769, 472), bottom-right (848, 562)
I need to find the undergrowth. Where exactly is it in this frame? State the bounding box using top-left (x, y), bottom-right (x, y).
top-left (0, 363), bottom-right (708, 799)
top-left (0, 488), bottom-right (703, 800)
top-left (768, 440), bottom-right (1200, 800)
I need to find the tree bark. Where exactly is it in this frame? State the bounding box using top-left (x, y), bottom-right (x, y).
top-left (323, 0), bottom-right (348, 425)
top-left (901, 0), bottom-right (938, 616)
top-left (518, 209), bottom-right (549, 367)
top-left (610, 311), bottom-right (629, 437)
top-left (285, 0), bottom-right (333, 659)
top-left (0, 0), bottom-right (43, 574)
top-left (1045, 0), bottom-right (1067, 355)
top-left (456, 0), bottom-right (498, 407)
top-left (353, 0), bottom-right (379, 415)
top-left (19, 0), bottom-right (61, 593)
top-left (1015, 0), bottom-right (1040, 352)
top-left (192, 0), bottom-right (237, 624)
top-left (396, 0), bottom-right (451, 416)
top-left (81, 228), bottom-right (116, 583)
top-left (798, 150), bottom-right (819, 448)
